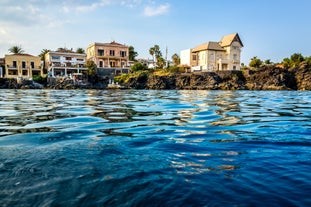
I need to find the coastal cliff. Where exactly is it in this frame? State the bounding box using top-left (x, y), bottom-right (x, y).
top-left (125, 66), bottom-right (311, 90)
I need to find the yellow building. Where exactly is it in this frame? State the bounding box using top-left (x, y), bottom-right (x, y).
top-left (181, 33), bottom-right (243, 72)
top-left (5, 54), bottom-right (42, 79)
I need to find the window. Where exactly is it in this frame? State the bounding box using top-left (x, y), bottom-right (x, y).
top-left (120, 51), bottom-right (127, 57)
top-left (98, 49), bottom-right (104, 56)
top-left (99, 61), bottom-right (103, 68)
top-left (210, 53), bottom-right (215, 60)
top-left (110, 50), bottom-right (115, 56)
top-left (233, 66), bottom-right (237, 70)
top-left (65, 57), bottom-right (72, 61)
top-left (52, 56), bottom-right (60, 60)
top-left (233, 54), bottom-right (237, 60)
top-left (13, 61), bottom-right (17, 68)
top-left (77, 58), bottom-right (84, 61)
top-left (31, 62), bottom-right (35, 69)
top-left (110, 61), bottom-right (115, 67)
top-left (192, 54), bottom-right (197, 61)
top-left (22, 61), bottom-right (26, 69)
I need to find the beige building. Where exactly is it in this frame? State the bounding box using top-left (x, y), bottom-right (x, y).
top-left (45, 51), bottom-right (86, 77)
top-left (86, 41), bottom-right (130, 75)
top-left (181, 33), bottom-right (243, 72)
top-left (5, 54), bottom-right (42, 79)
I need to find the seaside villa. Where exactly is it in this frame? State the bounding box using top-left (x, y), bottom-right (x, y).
top-left (4, 54), bottom-right (42, 79)
top-left (180, 33), bottom-right (243, 72)
top-left (86, 41), bottom-right (130, 76)
top-left (45, 50), bottom-right (87, 78)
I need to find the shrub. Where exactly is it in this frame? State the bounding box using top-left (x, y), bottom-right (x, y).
top-left (33, 75), bottom-right (47, 84)
top-left (131, 62), bottom-right (148, 72)
top-left (114, 73), bottom-right (129, 84)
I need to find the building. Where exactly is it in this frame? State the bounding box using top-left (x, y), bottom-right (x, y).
top-left (4, 54), bottom-right (42, 79)
top-left (181, 33), bottom-right (243, 72)
top-left (86, 41), bottom-right (130, 76)
top-left (45, 50), bottom-right (87, 77)
top-left (0, 58), bottom-right (4, 77)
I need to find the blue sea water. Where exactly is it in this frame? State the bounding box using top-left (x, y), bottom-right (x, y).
top-left (0, 89), bottom-right (310, 206)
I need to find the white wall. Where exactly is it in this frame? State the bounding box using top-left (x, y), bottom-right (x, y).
top-left (180, 49), bottom-right (191, 66)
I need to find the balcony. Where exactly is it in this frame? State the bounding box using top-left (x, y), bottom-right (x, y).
top-left (7, 65), bottom-right (17, 69)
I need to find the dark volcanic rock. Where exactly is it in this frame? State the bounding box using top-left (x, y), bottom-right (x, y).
top-left (243, 67), bottom-right (296, 90)
top-left (147, 75), bottom-right (176, 89)
top-left (294, 68), bottom-right (311, 90)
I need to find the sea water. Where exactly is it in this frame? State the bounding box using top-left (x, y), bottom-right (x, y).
top-left (0, 89), bottom-right (310, 206)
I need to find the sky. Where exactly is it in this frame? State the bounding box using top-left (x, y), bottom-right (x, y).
top-left (0, 0), bottom-right (311, 64)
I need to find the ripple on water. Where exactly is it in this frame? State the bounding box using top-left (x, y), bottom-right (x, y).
top-left (0, 90), bottom-right (311, 206)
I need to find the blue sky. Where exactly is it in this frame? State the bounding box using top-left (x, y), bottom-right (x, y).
top-left (0, 0), bottom-right (310, 64)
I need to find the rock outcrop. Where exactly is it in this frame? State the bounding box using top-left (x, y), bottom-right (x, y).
top-left (123, 66), bottom-right (311, 90)
top-left (0, 78), bottom-right (43, 89)
top-left (0, 66), bottom-right (310, 90)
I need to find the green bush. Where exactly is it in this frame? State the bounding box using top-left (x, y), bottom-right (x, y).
top-left (33, 75), bottom-right (47, 84)
top-left (114, 73), bottom-right (129, 84)
top-left (131, 62), bottom-right (148, 72)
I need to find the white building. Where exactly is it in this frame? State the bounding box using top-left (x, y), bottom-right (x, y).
top-left (45, 51), bottom-right (87, 77)
top-left (180, 33), bottom-right (243, 72)
top-left (180, 49), bottom-right (191, 66)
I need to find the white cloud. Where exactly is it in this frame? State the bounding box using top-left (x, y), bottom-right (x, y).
top-left (61, 0), bottom-right (113, 13)
top-left (143, 3), bottom-right (170, 17)
top-left (121, 0), bottom-right (143, 8)
top-left (75, 0), bottom-right (112, 12)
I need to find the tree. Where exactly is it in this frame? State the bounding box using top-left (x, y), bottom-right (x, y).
top-left (8, 45), bottom-right (24, 54)
top-left (156, 56), bottom-right (166, 69)
top-left (171, 53), bottom-right (180, 66)
top-left (39, 49), bottom-right (50, 74)
top-left (149, 45), bottom-right (163, 68)
top-left (282, 58), bottom-right (291, 68)
top-left (85, 60), bottom-right (97, 76)
top-left (76, 48), bottom-right (85, 54)
top-left (282, 53), bottom-right (305, 68)
top-left (56, 47), bottom-right (72, 53)
top-left (129, 46), bottom-right (138, 61)
top-left (249, 56), bottom-right (262, 68)
top-left (264, 59), bottom-right (272, 65)
top-left (290, 53), bottom-right (304, 67)
top-left (131, 62), bottom-right (148, 72)
top-left (305, 56), bottom-right (311, 67)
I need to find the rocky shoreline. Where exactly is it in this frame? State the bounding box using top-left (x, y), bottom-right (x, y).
top-left (125, 66), bottom-right (311, 90)
top-left (0, 66), bottom-right (310, 90)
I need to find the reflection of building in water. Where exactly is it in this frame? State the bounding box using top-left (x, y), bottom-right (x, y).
top-left (209, 91), bottom-right (242, 126)
top-left (175, 90), bottom-right (242, 127)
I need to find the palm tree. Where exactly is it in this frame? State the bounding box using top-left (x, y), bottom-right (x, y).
top-left (76, 48), bottom-right (85, 54)
top-left (171, 53), bottom-right (180, 66)
top-left (39, 49), bottom-right (50, 74)
top-left (149, 47), bottom-right (155, 62)
top-left (149, 45), bottom-right (162, 68)
top-left (8, 45), bottom-right (24, 54)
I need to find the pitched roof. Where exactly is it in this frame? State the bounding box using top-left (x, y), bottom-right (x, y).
top-left (219, 33), bottom-right (244, 47)
top-left (192, 41), bottom-right (225, 52)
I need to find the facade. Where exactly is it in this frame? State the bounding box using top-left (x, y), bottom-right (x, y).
top-left (4, 54), bottom-right (42, 79)
top-left (0, 58), bottom-right (4, 77)
top-left (45, 51), bottom-right (87, 77)
top-left (181, 33), bottom-right (243, 72)
top-left (86, 41), bottom-right (130, 76)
